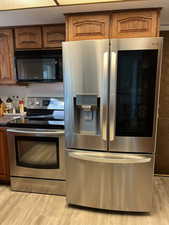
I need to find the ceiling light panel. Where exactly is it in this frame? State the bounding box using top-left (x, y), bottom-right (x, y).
top-left (0, 0), bottom-right (56, 11)
top-left (57, 0), bottom-right (132, 5)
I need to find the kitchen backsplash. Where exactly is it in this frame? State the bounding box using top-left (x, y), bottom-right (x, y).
top-left (0, 83), bottom-right (64, 97)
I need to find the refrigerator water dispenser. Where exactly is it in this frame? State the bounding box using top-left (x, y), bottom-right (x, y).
top-left (74, 95), bottom-right (100, 135)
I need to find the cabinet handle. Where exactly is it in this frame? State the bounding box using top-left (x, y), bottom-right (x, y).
top-left (100, 52), bottom-right (109, 141)
top-left (109, 51), bottom-right (118, 142)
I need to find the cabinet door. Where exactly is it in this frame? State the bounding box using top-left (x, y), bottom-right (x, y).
top-left (155, 31), bottom-right (169, 174)
top-left (111, 10), bottom-right (160, 38)
top-left (43, 24), bottom-right (65, 48)
top-left (15, 26), bottom-right (42, 49)
top-left (0, 29), bottom-right (15, 84)
top-left (66, 14), bottom-right (110, 41)
top-left (0, 128), bottom-right (9, 182)
top-left (156, 118), bottom-right (169, 174)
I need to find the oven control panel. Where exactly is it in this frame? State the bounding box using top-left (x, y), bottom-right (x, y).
top-left (26, 97), bottom-right (64, 110)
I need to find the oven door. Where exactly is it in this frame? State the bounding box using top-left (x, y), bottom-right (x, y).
top-left (7, 128), bottom-right (65, 180)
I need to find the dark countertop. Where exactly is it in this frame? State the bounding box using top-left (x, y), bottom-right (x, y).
top-left (0, 116), bottom-right (20, 127)
top-left (0, 115), bottom-right (64, 130)
top-left (6, 117), bottom-right (64, 129)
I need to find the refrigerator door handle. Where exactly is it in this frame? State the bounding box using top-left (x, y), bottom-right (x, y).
top-left (109, 51), bottom-right (118, 142)
top-left (100, 52), bottom-right (109, 141)
top-left (68, 151), bottom-right (152, 164)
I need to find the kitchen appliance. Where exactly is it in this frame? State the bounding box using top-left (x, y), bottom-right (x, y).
top-left (7, 97), bottom-right (65, 195)
top-left (15, 50), bottom-right (63, 82)
top-left (63, 37), bottom-right (163, 212)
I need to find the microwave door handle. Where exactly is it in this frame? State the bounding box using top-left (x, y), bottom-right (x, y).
top-left (100, 52), bottom-right (109, 141)
top-left (109, 51), bottom-right (118, 142)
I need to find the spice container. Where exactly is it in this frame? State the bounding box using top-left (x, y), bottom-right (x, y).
top-left (19, 99), bottom-right (25, 114)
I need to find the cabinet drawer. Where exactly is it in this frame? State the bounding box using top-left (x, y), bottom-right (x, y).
top-left (66, 14), bottom-right (110, 41)
top-left (111, 10), bottom-right (159, 38)
top-left (15, 26), bottom-right (42, 49)
top-left (43, 24), bottom-right (65, 48)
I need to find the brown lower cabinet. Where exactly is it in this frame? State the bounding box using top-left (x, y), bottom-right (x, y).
top-left (0, 128), bottom-right (10, 182)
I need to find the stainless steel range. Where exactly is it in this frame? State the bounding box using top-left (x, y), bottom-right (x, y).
top-left (63, 38), bottom-right (163, 212)
top-left (7, 97), bottom-right (65, 195)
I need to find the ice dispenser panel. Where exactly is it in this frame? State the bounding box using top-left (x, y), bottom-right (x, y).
top-left (74, 95), bottom-right (100, 135)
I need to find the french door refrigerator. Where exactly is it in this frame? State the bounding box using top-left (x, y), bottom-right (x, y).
top-left (63, 37), bottom-right (163, 212)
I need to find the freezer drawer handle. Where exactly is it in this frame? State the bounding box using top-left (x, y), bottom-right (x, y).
top-left (68, 152), bottom-right (152, 164)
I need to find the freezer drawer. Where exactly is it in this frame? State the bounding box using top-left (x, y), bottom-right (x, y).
top-left (66, 150), bottom-right (154, 212)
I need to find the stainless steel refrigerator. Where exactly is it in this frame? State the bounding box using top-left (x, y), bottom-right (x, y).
top-left (63, 37), bottom-right (163, 212)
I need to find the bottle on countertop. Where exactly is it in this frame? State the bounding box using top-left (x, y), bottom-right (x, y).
top-left (19, 99), bottom-right (25, 114)
top-left (15, 96), bottom-right (20, 113)
top-left (0, 98), bottom-right (4, 116)
top-left (6, 97), bottom-right (13, 113)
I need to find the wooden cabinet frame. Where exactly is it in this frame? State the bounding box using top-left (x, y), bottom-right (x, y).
top-left (43, 24), bottom-right (65, 48)
top-left (66, 14), bottom-right (110, 41)
top-left (110, 9), bottom-right (160, 38)
top-left (15, 26), bottom-right (42, 49)
top-left (15, 24), bottom-right (65, 50)
top-left (65, 8), bottom-right (160, 41)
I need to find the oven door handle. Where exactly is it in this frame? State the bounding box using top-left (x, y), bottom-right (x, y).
top-left (7, 129), bottom-right (64, 137)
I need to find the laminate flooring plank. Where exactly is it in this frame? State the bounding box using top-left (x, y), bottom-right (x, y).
top-left (0, 177), bottom-right (168, 225)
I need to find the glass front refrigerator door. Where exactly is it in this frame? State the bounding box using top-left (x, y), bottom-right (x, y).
top-left (109, 38), bottom-right (163, 153)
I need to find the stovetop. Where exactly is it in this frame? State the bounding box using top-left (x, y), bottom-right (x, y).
top-left (7, 117), bottom-right (64, 129)
top-left (7, 97), bottom-right (64, 129)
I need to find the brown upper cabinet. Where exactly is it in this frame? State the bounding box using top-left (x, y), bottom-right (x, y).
top-left (15, 24), bottom-right (65, 49)
top-left (15, 26), bottom-right (42, 49)
top-left (43, 24), bottom-right (65, 48)
top-left (111, 10), bottom-right (160, 38)
top-left (66, 14), bottom-right (110, 41)
top-left (66, 9), bottom-right (160, 41)
top-left (0, 29), bottom-right (15, 84)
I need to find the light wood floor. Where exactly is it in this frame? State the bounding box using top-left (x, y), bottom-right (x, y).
top-left (0, 177), bottom-right (169, 225)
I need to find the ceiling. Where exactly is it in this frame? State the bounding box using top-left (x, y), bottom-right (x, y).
top-left (0, 0), bottom-right (142, 10)
top-left (0, 0), bottom-right (168, 30)
top-left (0, 0), bottom-right (56, 10)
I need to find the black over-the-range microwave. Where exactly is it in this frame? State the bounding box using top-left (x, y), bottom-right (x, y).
top-left (15, 50), bottom-right (63, 82)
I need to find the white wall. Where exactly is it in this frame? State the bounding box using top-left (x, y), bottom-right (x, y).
top-left (0, 83), bottom-right (64, 98)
